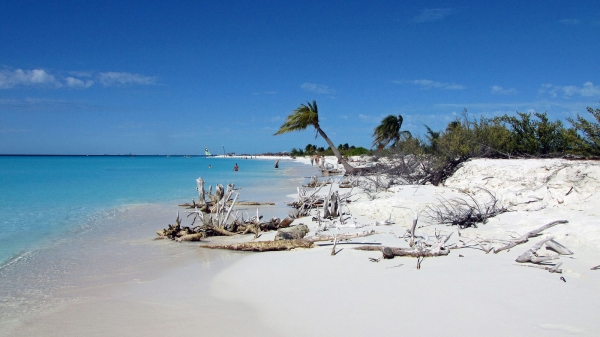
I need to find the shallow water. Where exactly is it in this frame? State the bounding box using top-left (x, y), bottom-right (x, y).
top-left (0, 155), bottom-right (309, 265)
top-left (0, 156), bottom-right (315, 332)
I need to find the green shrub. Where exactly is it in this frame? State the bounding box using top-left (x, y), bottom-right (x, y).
top-left (567, 106), bottom-right (600, 155)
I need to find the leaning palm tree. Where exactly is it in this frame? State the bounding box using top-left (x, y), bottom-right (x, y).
top-left (274, 100), bottom-right (354, 173)
top-left (372, 115), bottom-right (411, 149)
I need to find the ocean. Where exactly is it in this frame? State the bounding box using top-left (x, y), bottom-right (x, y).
top-left (0, 155), bottom-right (310, 266)
top-left (0, 155), bottom-right (314, 326)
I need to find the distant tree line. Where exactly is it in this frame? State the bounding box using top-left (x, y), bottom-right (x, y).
top-left (290, 143), bottom-right (370, 157)
top-left (273, 100), bottom-right (599, 178)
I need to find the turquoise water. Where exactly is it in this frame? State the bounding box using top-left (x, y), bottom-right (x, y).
top-left (0, 155), bottom-right (308, 266)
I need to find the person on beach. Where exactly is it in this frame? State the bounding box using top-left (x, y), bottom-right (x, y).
top-left (310, 156), bottom-right (314, 166)
top-left (315, 155), bottom-right (320, 165)
top-left (233, 163), bottom-right (239, 171)
top-left (275, 160), bottom-right (279, 169)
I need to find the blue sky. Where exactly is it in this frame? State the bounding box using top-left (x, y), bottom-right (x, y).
top-left (1, 1), bottom-right (599, 155)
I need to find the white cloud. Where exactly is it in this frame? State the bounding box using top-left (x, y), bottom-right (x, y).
top-left (559, 19), bottom-right (581, 25)
top-left (413, 8), bottom-right (455, 23)
top-left (540, 82), bottom-right (600, 98)
top-left (396, 79), bottom-right (465, 90)
top-left (98, 72), bottom-right (157, 86)
top-left (491, 85), bottom-right (516, 95)
top-left (66, 77), bottom-right (94, 88)
top-left (0, 68), bottom-right (157, 89)
top-left (300, 82), bottom-right (336, 94)
top-left (0, 69), bottom-right (61, 89)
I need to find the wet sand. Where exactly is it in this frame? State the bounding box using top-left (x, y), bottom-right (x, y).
top-left (1, 160), bottom-right (315, 336)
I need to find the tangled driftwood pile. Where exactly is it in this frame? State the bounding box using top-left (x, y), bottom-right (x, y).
top-left (287, 177), bottom-right (355, 218)
top-left (157, 174), bottom-right (586, 273)
top-left (157, 177), bottom-right (294, 242)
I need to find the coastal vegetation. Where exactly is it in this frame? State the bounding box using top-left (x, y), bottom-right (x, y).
top-left (378, 106), bottom-right (600, 159)
top-left (274, 100), bottom-right (355, 172)
top-left (372, 114), bottom-right (411, 149)
top-left (367, 106), bottom-right (600, 186)
top-left (290, 143), bottom-right (370, 157)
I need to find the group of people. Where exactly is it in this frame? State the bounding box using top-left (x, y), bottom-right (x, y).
top-left (310, 154), bottom-right (322, 166)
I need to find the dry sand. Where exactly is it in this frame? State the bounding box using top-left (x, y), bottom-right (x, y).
top-left (3, 158), bottom-right (600, 336)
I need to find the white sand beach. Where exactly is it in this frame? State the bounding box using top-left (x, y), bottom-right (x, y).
top-left (3, 158), bottom-right (600, 337)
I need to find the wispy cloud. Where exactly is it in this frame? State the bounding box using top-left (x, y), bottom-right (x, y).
top-left (539, 82), bottom-right (600, 98)
top-left (559, 18), bottom-right (581, 25)
top-left (301, 82), bottom-right (336, 94)
top-left (66, 77), bottom-right (94, 88)
top-left (0, 69), bottom-right (61, 89)
top-left (0, 68), bottom-right (157, 89)
top-left (395, 79), bottom-right (465, 90)
top-left (491, 85), bottom-right (516, 95)
top-left (413, 8), bottom-right (455, 23)
top-left (98, 72), bottom-right (157, 86)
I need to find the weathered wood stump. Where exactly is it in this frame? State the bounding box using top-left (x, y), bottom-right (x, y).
top-left (275, 224), bottom-right (309, 240)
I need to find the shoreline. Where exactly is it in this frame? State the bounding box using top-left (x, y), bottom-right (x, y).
top-left (3, 158), bottom-right (600, 336)
top-left (0, 158), bottom-right (318, 336)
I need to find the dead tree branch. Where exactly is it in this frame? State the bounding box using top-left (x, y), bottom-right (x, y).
top-left (493, 220), bottom-right (568, 254)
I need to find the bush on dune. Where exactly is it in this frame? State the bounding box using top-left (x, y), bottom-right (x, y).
top-left (367, 106), bottom-right (599, 186)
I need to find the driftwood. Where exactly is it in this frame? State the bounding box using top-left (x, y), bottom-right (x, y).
top-left (591, 265), bottom-right (600, 270)
top-left (515, 237), bottom-right (563, 273)
top-left (235, 201), bottom-right (276, 206)
top-left (275, 224), bottom-right (309, 240)
top-left (288, 177), bottom-right (353, 219)
top-left (159, 178), bottom-right (294, 241)
top-left (202, 239), bottom-right (314, 251)
top-left (494, 220), bottom-right (568, 254)
top-left (306, 230), bottom-right (376, 243)
top-left (354, 245), bottom-right (451, 258)
top-left (176, 233), bottom-right (205, 242)
top-left (278, 217), bottom-right (294, 228)
top-left (545, 239), bottom-right (573, 255)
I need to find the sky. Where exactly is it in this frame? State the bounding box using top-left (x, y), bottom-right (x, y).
top-left (1, 0), bottom-right (599, 155)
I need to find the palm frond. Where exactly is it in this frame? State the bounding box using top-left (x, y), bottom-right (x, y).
top-left (274, 100), bottom-right (319, 136)
top-left (372, 114), bottom-right (408, 148)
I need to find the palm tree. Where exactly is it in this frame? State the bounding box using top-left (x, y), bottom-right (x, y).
top-left (274, 100), bottom-right (354, 173)
top-left (372, 115), bottom-right (411, 149)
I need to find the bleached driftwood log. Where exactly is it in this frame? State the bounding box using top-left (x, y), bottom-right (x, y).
top-left (196, 177), bottom-right (206, 207)
top-left (306, 230), bottom-right (376, 243)
top-left (515, 236), bottom-right (563, 273)
top-left (323, 191), bottom-right (339, 218)
top-left (545, 239), bottom-right (573, 255)
top-left (202, 239), bottom-right (314, 251)
top-left (275, 224), bottom-right (309, 240)
top-left (354, 245), bottom-right (451, 258)
top-left (493, 220), bottom-right (568, 254)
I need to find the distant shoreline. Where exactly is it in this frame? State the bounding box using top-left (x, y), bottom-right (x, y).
top-left (0, 154), bottom-right (293, 157)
